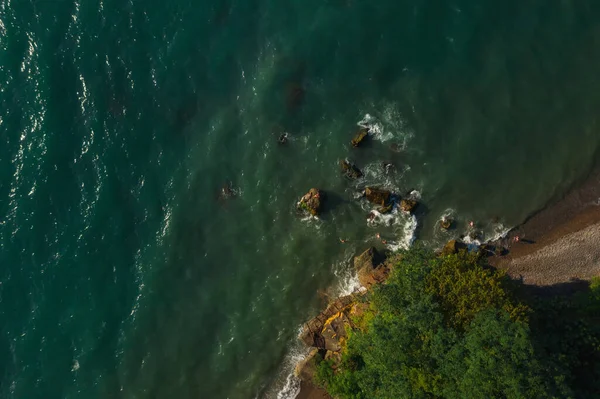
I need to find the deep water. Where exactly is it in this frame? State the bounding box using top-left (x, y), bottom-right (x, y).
top-left (3, 1), bottom-right (600, 398)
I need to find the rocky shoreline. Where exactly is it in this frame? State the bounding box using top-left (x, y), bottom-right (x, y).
top-left (293, 167), bottom-right (600, 399)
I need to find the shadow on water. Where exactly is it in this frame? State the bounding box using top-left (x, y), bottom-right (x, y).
top-left (319, 190), bottom-right (349, 218)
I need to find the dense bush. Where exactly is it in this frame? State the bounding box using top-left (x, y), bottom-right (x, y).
top-left (316, 249), bottom-right (600, 399)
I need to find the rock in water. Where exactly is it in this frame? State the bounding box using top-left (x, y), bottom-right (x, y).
top-left (298, 188), bottom-right (323, 216)
top-left (365, 187), bottom-right (391, 206)
top-left (351, 128), bottom-right (369, 147)
top-left (377, 203), bottom-right (393, 214)
top-left (440, 217), bottom-right (453, 230)
top-left (340, 159), bottom-right (363, 179)
top-left (278, 132), bottom-right (288, 144)
top-left (400, 199), bottom-right (418, 213)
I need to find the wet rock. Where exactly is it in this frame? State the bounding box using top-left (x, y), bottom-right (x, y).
top-left (441, 239), bottom-right (467, 256)
top-left (298, 188), bottom-right (323, 216)
top-left (382, 161), bottom-right (394, 174)
top-left (365, 187), bottom-right (391, 206)
top-left (278, 132), bottom-right (288, 144)
top-left (400, 199), bottom-right (418, 213)
top-left (340, 159), bottom-right (363, 180)
top-left (377, 203), bottom-right (393, 214)
top-left (295, 349), bottom-right (323, 381)
top-left (218, 182), bottom-right (236, 201)
top-left (440, 217), bottom-right (453, 230)
top-left (354, 247), bottom-right (388, 288)
top-left (351, 128), bottom-right (369, 147)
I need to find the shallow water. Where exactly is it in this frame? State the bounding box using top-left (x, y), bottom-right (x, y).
top-left (2, 1), bottom-right (600, 398)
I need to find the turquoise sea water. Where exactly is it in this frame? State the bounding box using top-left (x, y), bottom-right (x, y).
top-left (3, 1), bottom-right (600, 398)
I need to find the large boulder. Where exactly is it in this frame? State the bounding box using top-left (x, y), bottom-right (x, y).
top-left (365, 187), bottom-right (391, 206)
top-left (351, 128), bottom-right (369, 147)
top-left (298, 188), bottom-right (323, 216)
top-left (354, 247), bottom-right (388, 288)
top-left (340, 159), bottom-right (363, 180)
top-left (400, 199), bottom-right (418, 213)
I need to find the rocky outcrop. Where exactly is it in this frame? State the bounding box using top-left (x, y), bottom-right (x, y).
top-left (340, 159), bottom-right (363, 180)
top-left (299, 295), bottom-right (355, 348)
top-left (440, 239), bottom-right (467, 256)
top-left (297, 249), bottom-right (394, 385)
top-left (400, 199), bottom-right (418, 213)
top-left (354, 247), bottom-right (388, 289)
top-left (365, 187), bottom-right (391, 206)
top-left (351, 128), bottom-right (369, 147)
top-left (298, 188), bottom-right (323, 216)
top-left (321, 312), bottom-right (351, 352)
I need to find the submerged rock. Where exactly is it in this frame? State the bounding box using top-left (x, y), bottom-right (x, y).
top-left (340, 159), bottom-right (363, 180)
top-left (440, 217), bottom-right (453, 230)
top-left (365, 187), bottom-right (391, 206)
top-left (298, 188), bottom-right (323, 216)
top-left (400, 199), bottom-right (418, 213)
top-left (286, 82), bottom-right (305, 110)
top-left (351, 128), bottom-right (369, 147)
top-left (218, 182), bottom-right (236, 201)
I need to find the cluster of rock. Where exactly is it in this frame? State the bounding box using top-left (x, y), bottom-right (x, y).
top-left (296, 248), bottom-right (390, 380)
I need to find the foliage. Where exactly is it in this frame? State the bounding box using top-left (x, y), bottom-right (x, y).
top-left (316, 248), bottom-right (600, 399)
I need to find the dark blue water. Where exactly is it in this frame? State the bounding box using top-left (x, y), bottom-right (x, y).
top-left (2, 1), bottom-right (600, 398)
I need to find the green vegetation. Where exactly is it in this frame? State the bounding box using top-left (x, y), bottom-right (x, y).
top-left (316, 249), bottom-right (600, 399)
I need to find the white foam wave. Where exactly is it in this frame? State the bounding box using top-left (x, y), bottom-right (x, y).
top-left (357, 106), bottom-right (414, 147)
top-left (333, 260), bottom-right (363, 295)
top-left (386, 214), bottom-right (418, 251)
top-left (486, 223), bottom-right (511, 243)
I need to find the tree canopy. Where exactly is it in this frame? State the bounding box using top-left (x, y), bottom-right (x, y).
top-left (316, 249), bottom-right (600, 399)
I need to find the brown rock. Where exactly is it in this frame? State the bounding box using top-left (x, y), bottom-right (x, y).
top-left (441, 239), bottom-right (467, 256)
top-left (340, 159), bottom-right (363, 179)
top-left (351, 128), bottom-right (368, 147)
top-left (365, 187), bottom-right (391, 206)
top-left (400, 199), bottom-right (418, 213)
top-left (440, 217), bottom-right (453, 230)
top-left (354, 247), bottom-right (388, 288)
top-left (321, 312), bottom-right (350, 352)
top-left (377, 203), bottom-right (393, 214)
top-left (298, 188), bottom-right (323, 216)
